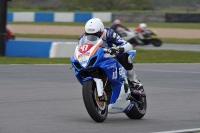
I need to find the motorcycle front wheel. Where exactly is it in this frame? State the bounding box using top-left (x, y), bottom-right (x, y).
top-left (82, 80), bottom-right (108, 122)
top-left (151, 39), bottom-right (162, 47)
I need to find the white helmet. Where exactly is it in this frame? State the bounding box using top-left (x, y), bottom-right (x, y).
top-left (139, 23), bottom-right (147, 30)
top-left (114, 19), bottom-right (121, 25)
top-left (85, 18), bottom-right (104, 36)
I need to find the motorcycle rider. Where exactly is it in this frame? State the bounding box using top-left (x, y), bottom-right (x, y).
top-left (80, 17), bottom-right (144, 97)
top-left (110, 19), bottom-right (130, 32)
top-left (135, 23), bottom-right (149, 41)
top-left (6, 26), bottom-right (15, 41)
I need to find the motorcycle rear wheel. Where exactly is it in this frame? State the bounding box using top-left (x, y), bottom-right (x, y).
top-left (82, 80), bottom-right (108, 122)
top-left (151, 39), bottom-right (162, 47)
top-left (126, 95), bottom-right (147, 119)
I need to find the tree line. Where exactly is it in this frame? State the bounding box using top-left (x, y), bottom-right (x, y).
top-left (8, 0), bottom-right (200, 11)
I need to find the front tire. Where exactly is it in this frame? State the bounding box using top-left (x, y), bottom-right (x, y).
top-left (82, 80), bottom-right (108, 122)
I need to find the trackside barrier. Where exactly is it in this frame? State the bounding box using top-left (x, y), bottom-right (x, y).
top-left (5, 40), bottom-right (78, 58)
top-left (7, 12), bottom-right (200, 23)
top-left (50, 42), bottom-right (77, 58)
top-left (6, 40), bottom-right (52, 57)
top-left (7, 12), bottom-right (112, 22)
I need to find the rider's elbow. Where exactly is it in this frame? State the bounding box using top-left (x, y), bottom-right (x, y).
top-left (123, 42), bottom-right (133, 52)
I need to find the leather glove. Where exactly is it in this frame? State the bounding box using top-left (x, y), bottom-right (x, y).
top-left (108, 47), bottom-right (119, 54)
top-left (117, 46), bottom-right (125, 53)
top-left (108, 46), bottom-right (124, 54)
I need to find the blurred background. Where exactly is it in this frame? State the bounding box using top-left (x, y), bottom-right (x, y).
top-left (0, 0), bottom-right (200, 62)
top-left (8, 0), bottom-right (200, 12)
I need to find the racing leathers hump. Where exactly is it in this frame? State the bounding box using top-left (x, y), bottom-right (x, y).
top-left (102, 28), bottom-right (132, 52)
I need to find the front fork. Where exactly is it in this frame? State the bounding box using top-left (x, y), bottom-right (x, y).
top-left (93, 78), bottom-right (104, 97)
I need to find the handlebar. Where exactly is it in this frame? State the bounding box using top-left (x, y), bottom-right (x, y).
top-left (103, 48), bottom-right (109, 53)
top-left (103, 47), bottom-right (119, 55)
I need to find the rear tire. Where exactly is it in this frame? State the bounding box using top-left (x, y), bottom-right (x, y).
top-left (82, 80), bottom-right (108, 122)
top-left (126, 95), bottom-right (147, 119)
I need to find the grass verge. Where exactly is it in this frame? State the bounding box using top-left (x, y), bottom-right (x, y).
top-left (0, 49), bottom-right (200, 64)
top-left (0, 57), bottom-right (71, 64)
top-left (15, 33), bottom-right (79, 40)
top-left (133, 49), bottom-right (200, 63)
top-left (9, 22), bottom-right (200, 29)
top-left (161, 38), bottom-right (200, 44)
top-left (15, 33), bottom-right (200, 44)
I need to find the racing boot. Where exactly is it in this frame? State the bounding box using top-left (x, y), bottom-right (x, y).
top-left (127, 67), bottom-right (145, 96)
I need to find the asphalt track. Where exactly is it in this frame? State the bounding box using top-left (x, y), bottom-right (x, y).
top-left (0, 64), bottom-right (200, 133)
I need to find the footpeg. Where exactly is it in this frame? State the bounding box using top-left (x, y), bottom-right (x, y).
top-left (126, 94), bottom-right (142, 104)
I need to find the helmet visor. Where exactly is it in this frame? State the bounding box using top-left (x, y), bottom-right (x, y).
top-left (79, 35), bottom-right (100, 46)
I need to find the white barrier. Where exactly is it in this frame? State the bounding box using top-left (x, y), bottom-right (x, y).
top-left (13, 12), bottom-right (35, 22)
top-left (50, 42), bottom-right (77, 58)
top-left (8, 12), bottom-right (112, 22)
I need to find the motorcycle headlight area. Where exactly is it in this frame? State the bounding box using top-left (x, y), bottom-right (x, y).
top-left (74, 56), bottom-right (97, 70)
top-left (79, 56), bottom-right (89, 67)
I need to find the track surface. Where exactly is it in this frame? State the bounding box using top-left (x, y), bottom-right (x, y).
top-left (0, 64), bottom-right (200, 133)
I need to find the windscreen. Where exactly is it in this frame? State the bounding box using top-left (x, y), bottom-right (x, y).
top-left (79, 35), bottom-right (100, 46)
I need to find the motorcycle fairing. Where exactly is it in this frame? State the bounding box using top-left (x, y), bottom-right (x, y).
top-left (74, 48), bottom-right (127, 104)
top-left (108, 78), bottom-right (133, 113)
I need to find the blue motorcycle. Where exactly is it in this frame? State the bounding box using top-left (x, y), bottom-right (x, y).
top-left (70, 34), bottom-right (147, 122)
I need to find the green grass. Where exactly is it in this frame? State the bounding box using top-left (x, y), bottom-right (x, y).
top-left (161, 38), bottom-right (200, 44)
top-left (15, 33), bottom-right (200, 44)
top-left (0, 49), bottom-right (200, 64)
top-left (0, 57), bottom-right (71, 64)
top-left (133, 49), bottom-right (200, 63)
top-left (9, 22), bottom-right (200, 29)
top-left (15, 33), bottom-right (79, 40)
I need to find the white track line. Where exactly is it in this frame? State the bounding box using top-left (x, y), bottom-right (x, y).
top-left (152, 128), bottom-right (200, 133)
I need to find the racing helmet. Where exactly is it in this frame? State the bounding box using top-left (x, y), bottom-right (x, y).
top-left (114, 19), bottom-right (121, 25)
top-left (139, 23), bottom-right (147, 30)
top-left (84, 18), bottom-right (104, 37)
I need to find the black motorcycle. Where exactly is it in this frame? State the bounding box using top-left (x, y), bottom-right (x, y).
top-left (136, 30), bottom-right (162, 47)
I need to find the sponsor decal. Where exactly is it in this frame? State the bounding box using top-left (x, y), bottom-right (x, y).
top-left (119, 67), bottom-right (126, 78)
top-left (78, 44), bottom-right (93, 53)
top-left (112, 67), bottom-right (117, 79)
top-left (87, 28), bottom-right (95, 32)
top-left (107, 65), bottom-right (115, 69)
top-left (126, 104), bottom-right (134, 112)
top-left (112, 107), bottom-right (123, 110)
top-left (111, 66), bottom-right (126, 79)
